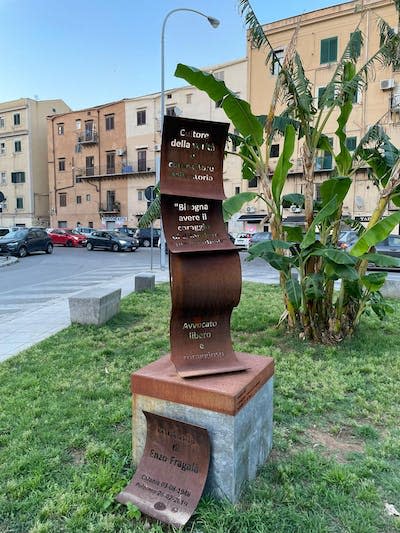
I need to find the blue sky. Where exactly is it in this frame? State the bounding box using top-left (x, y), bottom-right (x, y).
top-left (0, 0), bottom-right (349, 110)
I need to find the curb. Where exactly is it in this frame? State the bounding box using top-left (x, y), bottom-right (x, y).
top-left (0, 256), bottom-right (18, 267)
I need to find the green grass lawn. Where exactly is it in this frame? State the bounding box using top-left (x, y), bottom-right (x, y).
top-left (0, 283), bottom-right (399, 533)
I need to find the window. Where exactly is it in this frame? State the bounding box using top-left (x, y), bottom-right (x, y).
top-left (105, 114), bottom-right (114, 130)
top-left (0, 142), bottom-right (6, 154)
top-left (270, 144), bottom-right (280, 158)
top-left (0, 117), bottom-right (4, 128)
top-left (58, 221), bottom-right (67, 228)
top-left (271, 48), bottom-right (284, 76)
top-left (57, 123), bottom-right (64, 135)
top-left (137, 150), bottom-right (147, 172)
top-left (315, 183), bottom-right (322, 202)
top-left (85, 156), bottom-right (94, 176)
top-left (106, 190), bottom-right (115, 210)
top-left (1, 171), bottom-right (6, 184)
top-left (316, 137), bottom-right (333, 170)
top-left (346, 136), bottom-right (357, 152)
top-left (106, 151), bottom-right (115, 174)
top-left (215, 99), bottom-right (223, 109)
top-left (14, 140), bottom-right (21, 152)
top-left (235, 186), bottom-right (240, 195)
top-left (16, 197), bottom-right (23, 209)
top-left (166, 106), bottom-right (176, 116)
top-left (248, 176), bottom-right (258, 188)
top-left (138, 189), bottom-right (144, 201)
top-left (76, 195), bottom-right (82, 204)
top-left (214, 71), bottom-right (224, 81)
top-left (320, 37), bottom-right (338, 64)
top-left (76, 119), bottom-right (81, 130)
top-left (317, 86), bottom-right (326, 106)
top-left (167, 93), bottom-right (172, 99)
top-left (58, 158), bottom-right (66, 171)
top-left (59, 193), bottom-right (67, 207)
top-left (137, 109), bottom-right (146, 125)
top-left (86, 194), bottom-right (91, 202)
top-left (11, 171), bottom-right (25, 183)
top-left (13, 113), bottom-right (21, 126)
top-left (75, 176), bottom-right (82, 183)
top-left (186, 94), bottom-right (192, 104)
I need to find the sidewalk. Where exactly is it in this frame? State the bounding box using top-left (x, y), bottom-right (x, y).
top-left (0, 269), bottom-right (171, 364)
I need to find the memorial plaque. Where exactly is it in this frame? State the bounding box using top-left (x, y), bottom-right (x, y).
top-left (160, 115), bottom-right (247, 378)
top-left (160, 115), bottom-right (228, 200)
top-left (161, 194), bottom-right (236, 254)
top-left (116, 411), bottom-right (210, 528)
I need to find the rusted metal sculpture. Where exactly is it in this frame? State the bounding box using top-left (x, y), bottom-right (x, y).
top-left (161, 115), bottom-right (247, 377)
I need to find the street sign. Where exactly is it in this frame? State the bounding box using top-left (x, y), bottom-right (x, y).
top-left (0, 192), bottom-right (5, 203)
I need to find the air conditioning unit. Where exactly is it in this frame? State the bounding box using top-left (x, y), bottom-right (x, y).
top-left (116, 148), bottom-right (125, 156)
top-left (246, 206), bottom-right (256, 213)
top-left (380, 79), bottom-right (395, 90)
top-left (290, 205), bottom-right (301, 213)
top-left (154, 144), bottom-right (161, 152)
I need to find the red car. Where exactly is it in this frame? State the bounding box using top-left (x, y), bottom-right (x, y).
top-left (48, 228), bottom-right (87, 247)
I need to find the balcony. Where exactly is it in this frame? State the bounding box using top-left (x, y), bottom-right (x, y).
top-left (75, 160), bottom-right (156, 179)
top-left (77, 131), bottom-right (98, 144)
top-left (99, 201), bottom-right (121, 214)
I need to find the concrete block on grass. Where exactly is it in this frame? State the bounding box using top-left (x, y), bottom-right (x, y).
top-left (135, 273), bottom-right (155, 292)
top-left (69, 287), bottom-right (121, 325)
top-left (381, 279), bottom-right (400, 299)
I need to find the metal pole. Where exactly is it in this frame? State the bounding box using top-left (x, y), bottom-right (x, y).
top-left (158, 8), bottom-right (220, 270)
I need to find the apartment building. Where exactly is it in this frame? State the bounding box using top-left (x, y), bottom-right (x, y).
top-left (0, 98), bottom-right (70, 227)
top-left (247, 0), bottom-right (400, 230)
top-left (48, 58), bottom-right (248, 232)
top-left (48, 100), bottom-right (134, 230)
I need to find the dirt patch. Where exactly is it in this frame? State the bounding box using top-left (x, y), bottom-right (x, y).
top-left (307, 428), bottom-right (364, 462)
top-left (70, 448), bottom-right (85, 466)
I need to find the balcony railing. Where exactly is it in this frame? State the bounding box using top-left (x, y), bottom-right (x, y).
top-left (77, 131), bottom-right (98, 144)
top-left (99, 202), bottom-right (121, 214)
top-left (75, 160), bottom-right (156, 178)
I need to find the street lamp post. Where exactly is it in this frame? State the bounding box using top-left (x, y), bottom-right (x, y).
top-left (158, 8), bottom-right (220, 269)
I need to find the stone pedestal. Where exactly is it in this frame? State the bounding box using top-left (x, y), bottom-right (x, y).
top-left (131, 353), bottom-right (274, 503)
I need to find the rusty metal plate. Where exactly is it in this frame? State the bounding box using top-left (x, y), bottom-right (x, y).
top-left (169, 252), bottom-right (247, 378)
top-left (161, 194), bottom-right (236, 254)
top-left (160, 115), bottom-right (229, 200)
top-left (116, 411), bottom-right (210, 528)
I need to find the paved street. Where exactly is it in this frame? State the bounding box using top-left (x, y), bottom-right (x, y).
top-left (0, 247), bottom-right (279, 363)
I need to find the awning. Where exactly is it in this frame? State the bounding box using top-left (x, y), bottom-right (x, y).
top-left (283, 215), bottom-right (306, 226)
top-left (237, 213), bottom-right (268, 222)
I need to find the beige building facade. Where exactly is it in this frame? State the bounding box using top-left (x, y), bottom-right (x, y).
top-left (48, 58), bottom-right (248, 232)
top-left (247, 0), bottom-right (400, 231)
top-left (0, 98), bottom-right (70, 228)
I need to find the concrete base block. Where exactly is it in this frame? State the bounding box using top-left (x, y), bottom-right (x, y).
top-left (131, 354), bottom-right (274, 503)
top-left (135, 273), bottom-right (155, 292)
top-left (381, 279), bottom-right (400, 299)
top-left (69, 287), bottom-right (121, 325)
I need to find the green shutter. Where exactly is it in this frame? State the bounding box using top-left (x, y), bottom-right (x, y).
top-left (320, 37), bottom-right (338, 63)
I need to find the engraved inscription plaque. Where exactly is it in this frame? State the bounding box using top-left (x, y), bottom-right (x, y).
top-left (116, 411), bottom-right (210, 528)
top-left (161, 116), bottom-right (247, 378)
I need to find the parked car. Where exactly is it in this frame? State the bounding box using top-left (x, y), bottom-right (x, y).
top-left (75, 226), bottom-right (96, 237)
top-left (134, 228), bottom-right (161, 247)
top-left (0, 227), bottom-right (11, 237)
top-left (0, 228), bottom-right (53, 257)
top-left (117, 227), bottom-right (137, 237)
top-left (234, 232), bottom-right (254, 250)
top-left (374, 234), bottom-right (400, 258)
top-left (48, 228), bottom-right (87, 247)
top-left (338, 230), bottom-right (359, 249)
top-left (86, 230), bottom-right (139, 252)
top-left (250, 231), bottom-right (272, 245)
